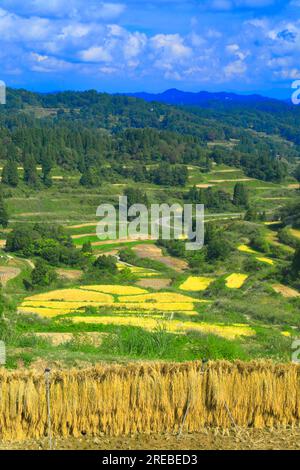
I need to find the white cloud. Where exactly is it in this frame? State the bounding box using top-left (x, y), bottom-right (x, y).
top-left (94, 3), bottom-right (126, 20)
top-left (80, 45), bottom-right (112, 62)
top-left (123, 32), bottom-right (147, 59)
top-left (151, 34), bottom-right (192, 61)
top-left (99, 65), bottom-right (118, 74)
top-left (0, 1), bottom-right (126, 20)
top-left (207, 0), bottom-right (277, 10)
top-left (274, 68), bottom-right (300, 79)
top-left (30, 52), bottom-right (73, 72)
top-left (226, 43), bottom-right (249, 60)
top-left (0, 0), bottom-right (299, 90)
top-left (224, 60), bottom-right (247, 76)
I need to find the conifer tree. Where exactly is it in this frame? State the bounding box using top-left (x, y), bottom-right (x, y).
top-left (0, 189), bottom-right (9, 228)
top-left (233, 183), bottom-right (249, 207)
top-left (23, 154), bottom-right (39, 187)
top-left (2, 159), bottom-right (19, 187)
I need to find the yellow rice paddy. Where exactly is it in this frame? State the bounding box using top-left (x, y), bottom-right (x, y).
top-left (179, 276), bottom-right (215, 291)
top-left (120, 292), bottom-right (206, 304)
top-left (79, 285), bottom-right (148, 295)
top-left (237, 244), bottom-right (259, 255)
top-left (18, 286), bottom-right (204, 319)
top-left (22, 301), bottom-right (113, 309)
top-left (70, 316), bottom-right (254, 339)
top-left (18, 284), bottom-right (251, 339)
top-left (290, 228), bottom-right (300, 240)
top-left (25, 289), bottom-right (114, 303)
top-left (256, 257), bottom-right (274, 265)
top-left (117, 263), bottom-right (158, 277)
top-left (113, 302), bottom-right (197, 312)
top-left (19, 307), bottom-right (76, 317)
top-left (226, 274), bottom-right (248, 289)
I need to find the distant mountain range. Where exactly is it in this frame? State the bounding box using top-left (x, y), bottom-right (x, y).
top-left (123, 88), bottom-right (279, 107)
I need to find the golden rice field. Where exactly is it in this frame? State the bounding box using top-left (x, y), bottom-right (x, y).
top-left (25, 288), bottom-right (114, 303)
top-left (19, 307), bottom-right (80, 318)
top-left (70, 316), bottom-right (254, 338)
top-left (18, 284), bottom-right (255, 339)
top-left (256, 257), bottom-right (274, 265)
top-left (238, 245), bottom-right (275, 265)
top-left (18, 285), bottom-right (205, 320)
top-left (226, 273), bottom-right (248, 289)
top-left (1, 361), bottom-right (299, 441)
top-left (290, 228), bottom-right (300, 240)
top-left (119, 292), bottom-right (206, 303)
top-left (117, 263), bottom-right (158, 277)
top-left (79, 285), bottom-right (148, 295)
top-left (237, 244), bottom-right (259, 254)
top-left (179, 276), bottom-right (215, 291)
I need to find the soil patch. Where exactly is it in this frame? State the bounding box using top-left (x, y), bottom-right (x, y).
top-left (133, 244), bottom-right (188, 272)
top-left (1, 428), bottom-right (300, 450)
top-left (136, 278), bottom-right (172, 290)
top-left (28, 332), bottom-right (107, 347)
top-left (56, 269), bottom-right (83, 281)
top-left (272, 284), bottom-right (299, 298)
top-left (0, 266), bottom-right (21, 286)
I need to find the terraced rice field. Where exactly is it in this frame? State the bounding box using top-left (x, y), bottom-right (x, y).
top-left (136, 279), bottom-right (171, 290)
top-left (290, 228), bottom-right (300, 240)
top-left (0, 266), bottom-right (21, 286)
top-left (25, 289), bottom-right (114, 303)
top-left (70, 316), bottom-right (254, 339)
top-left (179, 276), bottom-right (215, 291)
top-left (256, 257), bottom-right (274, 265)
top-left (79, 285), bottom-right (147, 295)
top-left (226, 274), bottom-right (248, 289)
top-left (238, 245), bottom-right (275, 265)
top-left (18, 285), bottom-right (206, 319)
top-left (238, 245), bottom-right (259, 255)
top-left (133, 244), bottom-right (188, 272)
top-left (272, 284), bottom-right (300, 298)
top-left (117, 262), bottom-right (158, 277)
top-left (17, 284), bottom-right (255, 340)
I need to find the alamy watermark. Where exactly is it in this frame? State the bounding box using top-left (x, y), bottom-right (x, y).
top-left (291, 80), bottom-right (300, 105)
top-left (96, 197), bottom-right (204, 251)
top-left (0, 80), bottom-right (6, 105)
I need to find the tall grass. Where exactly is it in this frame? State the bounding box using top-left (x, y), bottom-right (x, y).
top-left (0, 360), bottom-right (299, 441)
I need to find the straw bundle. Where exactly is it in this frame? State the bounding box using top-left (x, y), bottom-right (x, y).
top-left (0, 361), bottom-right (299, 441)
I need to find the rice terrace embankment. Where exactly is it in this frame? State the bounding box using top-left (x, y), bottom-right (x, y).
top-left (0, 361), bottom-right (299, 443)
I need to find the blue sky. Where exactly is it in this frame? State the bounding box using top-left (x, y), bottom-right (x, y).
top-left (0, 0), bottom-right (300, 97)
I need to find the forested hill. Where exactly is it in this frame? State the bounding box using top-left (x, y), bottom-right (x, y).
top-left (0, 87), bottom-right (299, 187)
top-left (127, 89), bottom-right (300, 146)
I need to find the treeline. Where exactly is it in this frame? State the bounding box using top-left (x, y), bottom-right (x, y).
top-left (185, 182), bottom-right (249, 211)
top-left (6, 224), bottom-right (83, 266)
top-left (0, 88), bottom-right (296, 187)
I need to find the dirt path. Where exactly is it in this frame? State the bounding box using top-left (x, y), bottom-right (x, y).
top-left (210, 178), bottom-right (254, 183)
top-left (1, 428), bottom-right (300, 450)
top-left (72, 233), bottom-right (96, 239)
top-left (67, 222), bottom-right (98, 229)
top-left (92, 237), bottom-right (152, 247)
